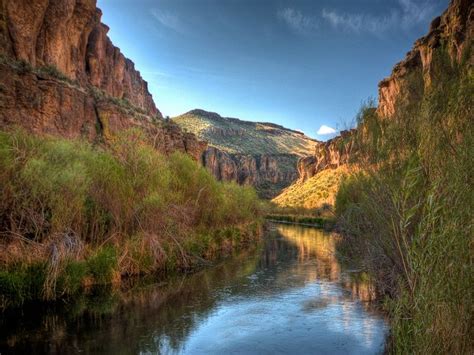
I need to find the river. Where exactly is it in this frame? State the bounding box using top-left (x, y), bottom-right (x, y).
top-left (0, 224), bottom-right (388, 354)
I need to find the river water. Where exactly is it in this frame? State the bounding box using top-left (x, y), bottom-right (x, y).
top-left (0, 224), bottom-right (388, 354)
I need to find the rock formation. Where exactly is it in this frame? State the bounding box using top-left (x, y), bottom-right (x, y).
top-left (377, 0), bottom-right (473, 118)
top-left (0, 0), bottom-right (206, 159)
top-left (202, 147), bottom-right (299, 197)
top-left (297, 129), bottom-right (355, 182)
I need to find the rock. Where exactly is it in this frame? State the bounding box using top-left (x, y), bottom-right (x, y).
top-left (1, 0), bottom-right (158, 116)
top-left (377, 0), bottom-right (473, 118)
top-left (202, 147), bottom-right (299, 198)
top-left (297, 130), bottom-right (355, 182)
top-left (0, 0), bottom-right (207, 160)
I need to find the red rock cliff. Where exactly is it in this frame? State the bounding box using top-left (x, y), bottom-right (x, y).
top-left (377, 0), bottom-right (473, 117)
top-left (0, 0), bottom-right (206, 159)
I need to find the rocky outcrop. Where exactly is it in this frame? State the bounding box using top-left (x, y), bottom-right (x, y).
top-left (297, 130), bottom-right (355, 182)
top-left (0, 0), bottom-right (206, 159)
top-left (202, 147), bottom-right (299, 198)
top-left (0, 0), bottom-right (157, 115)
top-left (377, 0), bottom-right (473, 118)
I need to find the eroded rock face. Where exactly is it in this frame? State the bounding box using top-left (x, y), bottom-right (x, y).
top-left (377, 0), bottom-right (473, 118)
top-left (1, 0), bottom-right (157, 115)
top-left (202, 147), bottom-right (299, 198)
top-left (297, 130), bottom-right (355, 182)
top-left (0, 0), bottom-right (206, 159)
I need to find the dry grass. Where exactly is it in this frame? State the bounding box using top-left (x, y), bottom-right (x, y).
top-left (272, 165), bottom-right (351, 210)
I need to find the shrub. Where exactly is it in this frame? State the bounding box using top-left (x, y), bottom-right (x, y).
top-left (335, 44), bottom-right (473, 352)
top-left (0, 128), bottom-right (263, 305)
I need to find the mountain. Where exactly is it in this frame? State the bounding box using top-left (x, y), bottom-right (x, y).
top-left (0, 0), bottom-right (206, 159)
top-left (173, 109), bottom-right (318, 198)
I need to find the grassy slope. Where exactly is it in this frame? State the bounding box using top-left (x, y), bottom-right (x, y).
top-left (173, 110), bottom-right (316, 156)
top-left (272, 166), bottom-right (349, 209)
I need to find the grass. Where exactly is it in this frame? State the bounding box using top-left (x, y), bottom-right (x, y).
top-left (335, 43), bottom-right (473, 353)
top-left (272, 165), bottom-right (350, 209)
top-left (0, 128), bottom-right (263, 308)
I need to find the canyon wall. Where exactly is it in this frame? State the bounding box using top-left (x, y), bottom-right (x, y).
top-left (377, 0), bottom-right (473, 118)
top-left (202, 147), bottom-right (299, 198)
top-left (293, 0), bottom-right (472, 184)
top-left (297, 130), bottom-right (355, 182)
top-left (0, 0), bottom-right (206, 159)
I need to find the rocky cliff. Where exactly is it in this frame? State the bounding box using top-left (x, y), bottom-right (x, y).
top-left (0, 0), bottom-right (206, 159)
top-left (274, 0), bottom-right (473, 209)
top-left (297, 129), bottom-right (355, 182)
top-left (174, 109), bottom-right (317, 198)
top-left (377, 0), bottom-right (473, 118)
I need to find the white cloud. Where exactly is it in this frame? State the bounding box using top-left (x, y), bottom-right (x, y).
top-left (322, 0), bottom-right (438, 35)
top-left (317, 125), bottom-right (336, 135)
top-left (277, 8), bottom-right (319, 34)
top-left (151, 9), bottom-right (185, 33)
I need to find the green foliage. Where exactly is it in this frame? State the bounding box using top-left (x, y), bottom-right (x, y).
top-left (335, 44), bottom-right (473, 353)
top-left (0, 263), bottom-right (46, 307)
top-left (0, 129), bottom-right (263, 306)
top-left (87, 246), bottom-right (117, 284)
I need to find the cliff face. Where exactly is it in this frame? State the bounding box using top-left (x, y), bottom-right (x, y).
top-left (297, 130), bottom-right (355, 182)
top-left (203, 147), bottom-right (298, 198)
top-left (377, 0), bottom-right (473, 118)
top-left (0, 0), bottom-right (206, 159)
top-left (174, 109), bottom-right (316, 198)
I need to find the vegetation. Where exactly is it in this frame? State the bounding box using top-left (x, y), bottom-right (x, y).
top-left (0, 129), bottom-right (263, 308)
top-left (272, 165), bottom-right (350, 209)
top-left (173, 109), bottom-right (315, 156)
top-left (265, 215), bottom-right (335, 229)
top-left (335, 45), bottom-right (473, 353)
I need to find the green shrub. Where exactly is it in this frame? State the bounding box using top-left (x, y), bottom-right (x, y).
top-left (87, 246), bottom-right (117, 284)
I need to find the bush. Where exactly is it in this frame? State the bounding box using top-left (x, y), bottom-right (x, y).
top-left (335, 44), bottom-right (473, 352)
top-left (0, 128), bottom-right (263, 306)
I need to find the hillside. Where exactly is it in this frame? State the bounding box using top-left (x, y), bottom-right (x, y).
top-left (174, 109), bottom-right (316, 156)
top-left (173, 109), bottom-right (317, 198)
top-left (272, 130), bottom-right (355, 209)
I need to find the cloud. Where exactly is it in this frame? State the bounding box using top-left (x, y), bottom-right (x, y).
top-left (277, 8), bottom-right (319, 34)
top-left (151, 9), bottom-right (185, 33)
top-left (317, 125), bottom-right (336, 135)
top-left (321, 0), bottom-right (438, 35)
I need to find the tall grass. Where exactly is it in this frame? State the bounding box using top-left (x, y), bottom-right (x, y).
top-left (0, 129), bottom-right (263, 307)
top-left (335, 44), bottom-right (473, 353)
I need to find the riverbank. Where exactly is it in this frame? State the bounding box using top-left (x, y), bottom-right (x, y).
top-left (0, 223), bottom-right (388, 354)
top-left (0, 129), bottom-right (264, 308)
top-left (265, 214), bottom-right (336, 230)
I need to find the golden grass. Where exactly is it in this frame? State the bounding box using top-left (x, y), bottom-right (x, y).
top-left (272, 165), bottom-right (351, 209)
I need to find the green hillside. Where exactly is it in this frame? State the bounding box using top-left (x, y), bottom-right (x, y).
top-left (173, 109), bottom-right (316, 156)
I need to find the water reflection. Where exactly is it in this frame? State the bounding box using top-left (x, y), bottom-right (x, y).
top-left (0, 224), bottom-right (387, 354)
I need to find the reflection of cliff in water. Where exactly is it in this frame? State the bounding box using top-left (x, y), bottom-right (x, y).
top-left (275, 224), bottom-right (377, 303)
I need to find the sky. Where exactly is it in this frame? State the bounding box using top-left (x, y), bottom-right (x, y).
top-left (97, 0), bottom-right (448, 139)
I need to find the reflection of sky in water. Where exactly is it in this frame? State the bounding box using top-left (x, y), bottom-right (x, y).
top-left (0, 224), bottom-right (387, 354)
top-left (157, 225), bottom-right (387, 354)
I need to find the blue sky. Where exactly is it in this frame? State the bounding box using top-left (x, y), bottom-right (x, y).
top-left (97, 0), bottom-right (448, 139)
